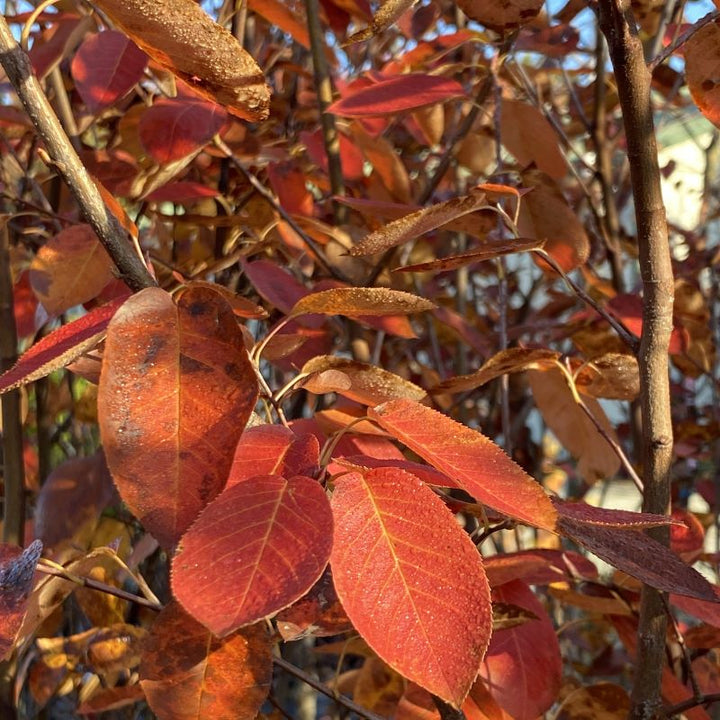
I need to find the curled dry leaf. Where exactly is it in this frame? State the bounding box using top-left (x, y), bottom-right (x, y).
top-left (91, 0), bottom-right (270, 120)
top-left (344, 0), bottom-right (418, 45)
top-left (350, 190), bottom-right (488, 256)
top-left (457, 0), bottom-right (543, 33)
top-left (289, 287), bottom-right (436, 318)
top-left (301, 355), bottom-right (428, 406)
top-left (433, 347), bottom-right (560, 395)
top-left (572, 353), bottom-right (640, 400)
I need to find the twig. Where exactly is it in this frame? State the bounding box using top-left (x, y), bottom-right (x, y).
top-left (305, 0), bottom-right (346, 224)
top-left (0, 15), bottom-right (156, 292)
top-left (433, 695), bottom-right (466, 720)
top-left (35, 562), bottom-right (163, 611)
top-left (662, 692), bottom-right (720, 718)
top-left (214, 137), bottom-right (354, 284)
top-left (648, 9), bottom-right (720, 73)
top-left (599, 3), bottom-right (675, 719)
top-left (0, 224), bottom-right (25, 545)
top-left (273, 655), bottom-right (386, 720)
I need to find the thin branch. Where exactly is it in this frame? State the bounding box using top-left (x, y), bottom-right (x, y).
top-left (0, 15), bottom-right (156, 292)
top-left (273, 655), bottom-right (386, 720)
top-left (35, 562), bottom-right (163, 611)
top-left (433, 695), bottom-right (466, 720)
top-left (305, 0), bottom-right (346, 224)
top-left (0, 223), bottom-right (25, 545)
top-left (599, 3), bottom-right (675, 719)
top-left (662, 692), bottom-right (720, 718)
top-left (648, 9), bottom-right (720, 73)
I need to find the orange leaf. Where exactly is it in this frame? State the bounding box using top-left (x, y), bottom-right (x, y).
top-left (140, 602), bottom-right (272, 720)
top-left (457, 0), bottom-right (543, 32)
top-left (172, 475), bottom-right (333, 635)
top-left (685, 20), bottom-right (720, 129)
top-left (289, 287), bottom-right (436, 318)
top-left (29, 224), bottom-right (115, 315)
top-left (92, 0), bottom-right (270, 120)
top-left (331, 467), bottom-right (492, 707)
top-left (368, 399), bottom-right (557, 531)
top-left (98, 287), bottom-right (258, 549)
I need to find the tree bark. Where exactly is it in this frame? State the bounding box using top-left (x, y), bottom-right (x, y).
top-left (598, 3), bottom-right (674, 718)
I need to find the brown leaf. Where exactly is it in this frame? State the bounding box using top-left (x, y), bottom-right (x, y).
top-left (290, 287), bottom-right (436, 318)
top-left (457, 0), bottom-right (543, 32)
top-left (345, 0), bottom-right (418, 44)
top-left (527, 367), bottom-right (620, 482)
top-left (92, 0), bottom-right (270, 120)
top-left (573, 353), bottom-right (640, 400)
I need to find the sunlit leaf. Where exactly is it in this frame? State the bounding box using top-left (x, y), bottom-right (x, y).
top-left (0, 297), bottom-right (126, 395)
top-left (289, 288), bottom-right (436, 318)
top-left (457, 0), bottom-right (543, 32)
top-left (345, 0), bottom-right (418, 44)
top-left (331, 468), bottom-right (492, 707)
top-left (98, 287), bottom-right (258, 548)
top-left (685, 20), bottom-right (720, 128)
top-left (172, 475), bottom-right (333, 635)
top-left (368, 399), bottom-right (557, 531)
top-left (92, 0), bottom-right (270, 120)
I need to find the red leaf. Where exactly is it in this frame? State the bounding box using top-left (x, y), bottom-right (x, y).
top-left (671, 508), bottom-right (705, 554)
top-left (329, 455), bottom-right (456, 488)
top-left (0, 540), bottom-right (43, 660)
top-left (268, 162), bottom-right (315, 216)
top-left (172, 475), bottom-right (333, 635)
top-left (140, 602), bottom-right (272, 719)
top-left (98, 287), bottom-right (258, 549)
top-left (301, 129), bottom-right (365, 181)
top-left (368, 399), bottom-right (557, 531)
top-left (145, 181), bottom-right (220, 203)
top-left (478, 580), bottom-right (561, 720)
top-left (71, 30), bottom-right (147, 112)
top-left (139, 98), bottom-right (227, 164)
top-left (0, 297), bottom-right (125, 394)
top-left (227, 426), bottom-right (320, 489)
top-left (13, 271), bottom-right (45, 338)
top-left (331, 467), bottom-right (492, 707)
top-left (558, 515), bottom-right (717, 601)
top-left (327, 74), bottom-right (466, 117)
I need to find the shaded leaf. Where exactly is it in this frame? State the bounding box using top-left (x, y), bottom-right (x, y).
top-left (484, 549), bottom-right (598, 588)
top-left (396, 236), bottom-right (543, 274)
top-left (671, 508), bottom-right (705, 555)
top-left (71, 30), bottom-right (147, 112)
top-left (140, 602), bottom-right (272, 720)
top-left (573, 353), bottom-right (640, 400)
top-left (29, 224), bottom-right (115, 315)
top-left (559, 515), bottom-right (718, 602)
top-left (368, 399), bottom-right (557, 531)
top-left (327, 74), bottom-right (465, 117)
top-left (527, 367), bottom-right (620, 482)
top-left (501, 100), bottom-right (568, 179)
top-left (92, 0), bottom-right (270, 120)
top-left (172, 475), bottom-right (333, 635)
top-left (78, 684), bottom-right (146, 714)
top-left (289, 288), bottom-right (435, 318)
top-left (518, 171), bottom-right (589, 272)
top-left (228, 425), bottom-right (319, 489)
top-left (331, 468), bottom-right (492, 707)
top-left (354, 656), bottom-right (406, 716)
top-left (98, 287), bottom-right (258, 549)
top-left (0, 297), bottom-right (126, 394)
top-left (556, 683), bottom-right (630, 720)
top-left (0, 541), bottom-right (43, 660)
top-left (247, 0), bottom-right (310, 49)
top-left (478, 580), bottom-right (561, 720)
top-left (139, 98), bottom-right (227, 164)
top-left (301, 356), bottom-right (427, 405)
top-left (350, 190), bottom-right (488, 257)
top-left (457, 0), bottom-right (543, 32)
top-left (553, 499), bottom-right (675, 529)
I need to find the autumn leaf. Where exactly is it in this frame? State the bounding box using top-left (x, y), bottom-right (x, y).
top-left (289, 287), bottom-right (436, 318)
top-left (98, 287), bottom-right (258, 549)
top-left (457, 0), bottom-right (544, 32)
top-left (91, 0), bottom-right (270, 120)
top-left (344, 0), bottom-right (418, 45)
top-left (331, 468), bottom-right (492, 707)
top-left (368, 399), bottom-right (557, 531)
